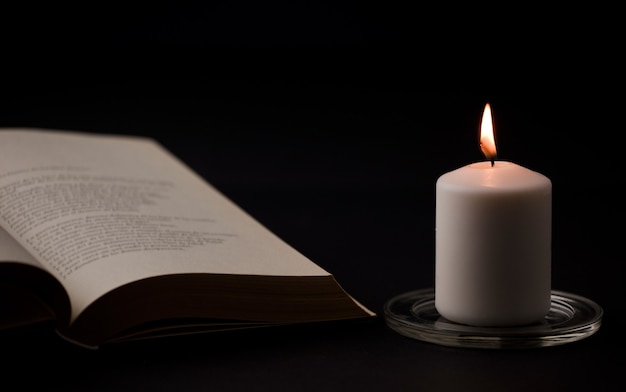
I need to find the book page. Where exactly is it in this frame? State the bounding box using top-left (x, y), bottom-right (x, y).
top-left (0, 225), bottom-right (42, 268)
top-left (0, 129), bottom-right (330, 322)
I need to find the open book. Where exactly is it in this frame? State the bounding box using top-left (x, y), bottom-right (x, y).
top-left (0, 128), bottom-right (375, 349)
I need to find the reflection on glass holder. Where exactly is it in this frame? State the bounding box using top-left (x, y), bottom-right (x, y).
top-left (384, 288), bottom-right (603, 349)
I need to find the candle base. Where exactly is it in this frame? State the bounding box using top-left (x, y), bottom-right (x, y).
top-left (384, 288), bottom-right (602, 349)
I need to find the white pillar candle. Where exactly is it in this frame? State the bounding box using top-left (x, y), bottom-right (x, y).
top-left (434, 103), bottom-right (552, 327)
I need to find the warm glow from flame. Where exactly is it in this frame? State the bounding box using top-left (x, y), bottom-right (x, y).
top-left (480, 103), bottom-right (497, 161)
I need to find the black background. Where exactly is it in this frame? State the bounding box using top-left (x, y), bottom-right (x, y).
top-left (1, 2), bottom-right (624, 391)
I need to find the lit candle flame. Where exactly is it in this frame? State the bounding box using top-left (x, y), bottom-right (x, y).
top-left (480, 103), bottom-right (497, 166)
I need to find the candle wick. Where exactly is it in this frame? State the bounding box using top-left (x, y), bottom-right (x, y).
top-left (491, 159), bottom-right (494, 167)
